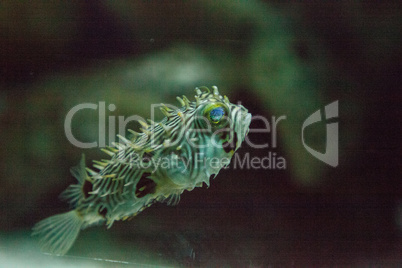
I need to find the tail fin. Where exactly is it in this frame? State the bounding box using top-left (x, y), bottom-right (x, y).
top-left (32, 210), bottom-right (83, 255)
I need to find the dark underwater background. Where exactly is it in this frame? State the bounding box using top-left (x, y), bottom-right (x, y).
top-left (0, 1), bottom-right (400, 267)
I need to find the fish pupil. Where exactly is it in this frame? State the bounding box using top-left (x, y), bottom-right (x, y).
top-left (209, 107), bottom-right (224, 123)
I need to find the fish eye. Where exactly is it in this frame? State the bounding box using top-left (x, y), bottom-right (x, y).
top-left (203, 103), bottom-right (229, 126)
top-left (210, 107), bottom-right (225, 123)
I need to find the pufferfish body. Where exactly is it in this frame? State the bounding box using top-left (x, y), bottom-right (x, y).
top-left (32, 86), bottom-right (251, 255)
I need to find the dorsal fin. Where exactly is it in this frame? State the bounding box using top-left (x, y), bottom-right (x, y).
top-left (59, 154), bottom-right (88, 207)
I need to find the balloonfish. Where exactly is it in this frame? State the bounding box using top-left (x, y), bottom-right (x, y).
top-left (32, 86), bottom-right (251, 255)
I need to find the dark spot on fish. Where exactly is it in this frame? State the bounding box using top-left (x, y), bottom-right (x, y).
top-left (142, 152), bottom-right (152, 163)
top-left (135, 173), bottom-right (156, 198)
top-left (219, 129), bottom-right (230, 140)
top-left (233, 132), bottom-right (238, 147)
top-left (98, 207), bottom-right (107, 217)
top-left (222, 132), bottom-right (238, 153)
top-left (83, 180), bottom-right (93, 199)
top-left (222, 142), bottom-right (230, 153)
